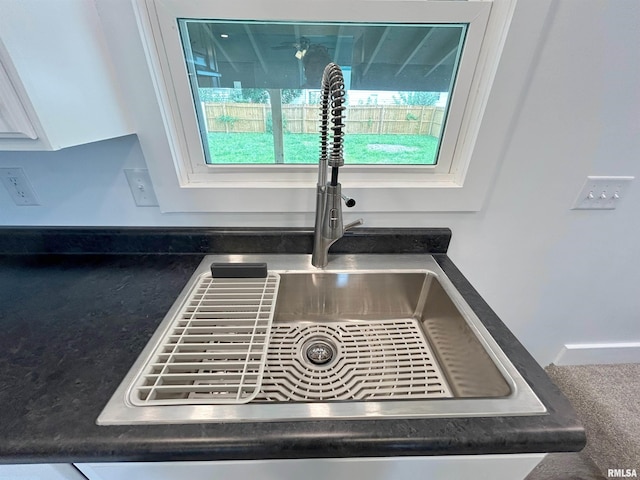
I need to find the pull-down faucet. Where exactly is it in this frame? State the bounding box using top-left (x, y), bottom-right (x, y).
top-left (311, 63), bottom-right (363, 268)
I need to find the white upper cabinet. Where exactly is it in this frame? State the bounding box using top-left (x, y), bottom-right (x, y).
top-left (0, 58), bottom-right (37, 141)
top-left (0, 0), bottom-right (132, 150)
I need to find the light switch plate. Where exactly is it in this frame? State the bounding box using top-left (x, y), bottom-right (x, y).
top-left (572, 176), bottom-right (634, 210)
top-left (124, 169), bottom-right (159, 207)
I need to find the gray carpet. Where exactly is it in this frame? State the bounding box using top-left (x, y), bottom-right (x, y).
top-left (526, 363), bottom-right (640, 480)
top-left (526, 452), bottom-right (604, 480)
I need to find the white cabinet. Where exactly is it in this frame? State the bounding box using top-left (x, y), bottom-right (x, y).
top-left (77, 454), bottom-right (545, 480)
top-left (0, 464), bottom-right (86, 480)
top-left (0, 58), bottom-right (37, 141)
top-left (0, 0), bottom-right (132, 151)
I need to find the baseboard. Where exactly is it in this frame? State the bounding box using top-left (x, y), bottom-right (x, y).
top-left (554, 342), bottom-right (640, 365)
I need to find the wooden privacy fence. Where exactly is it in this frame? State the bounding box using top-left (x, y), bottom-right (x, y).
top-left (204, 103), bottom-right (445, 137)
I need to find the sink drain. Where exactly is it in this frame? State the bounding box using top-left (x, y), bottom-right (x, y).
top-left (304, 338), bottom-right (336, 365)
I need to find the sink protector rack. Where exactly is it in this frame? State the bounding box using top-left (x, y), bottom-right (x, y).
top-left (129, 272), bottom-right (280, 406)
top-left (257, 319), bottom-right (452, 402)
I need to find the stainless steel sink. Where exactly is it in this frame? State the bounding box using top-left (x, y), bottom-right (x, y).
top-left (97, 254), bottom-right (546, 424)
top-left (267, 271), bottom-right (511, 400)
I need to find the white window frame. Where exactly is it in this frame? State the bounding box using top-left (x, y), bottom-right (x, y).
top-left (153, 3), bottom-right (488, 180)
top-left (99, 0), bottom-right (548, 214)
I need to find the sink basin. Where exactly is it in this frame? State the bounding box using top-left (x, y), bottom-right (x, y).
top-left (263, 271), bottom-right (510, 401)
top-left (97, 254), bottom-right (545, 424)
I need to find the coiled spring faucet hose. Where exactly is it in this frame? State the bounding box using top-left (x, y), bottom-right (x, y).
top-left (318, 63), bottom-right (346, 187)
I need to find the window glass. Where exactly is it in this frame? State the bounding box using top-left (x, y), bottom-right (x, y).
top-left (178, 20), bottom-right (466, 166)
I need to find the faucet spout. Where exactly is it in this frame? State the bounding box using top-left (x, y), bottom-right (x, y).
top-left (312, 63), bottom-right (362, 268)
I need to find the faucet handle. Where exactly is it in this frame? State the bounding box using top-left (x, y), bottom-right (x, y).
top-left (344, 218), bottom-right (364, 232)
top-left (341, 193), bottom-right (356, 208)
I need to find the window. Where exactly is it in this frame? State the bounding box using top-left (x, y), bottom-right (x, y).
top-left (179, 20), bottom-right (467, 168)
top-left (120, 0), bottom-right (534, 213)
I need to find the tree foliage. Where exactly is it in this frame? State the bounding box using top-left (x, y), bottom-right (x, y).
top-left (198, 88), bottom-right (271, 104)
top-left (225, 88), bottom-right (303, 104)
top-left (393, 91), bottom-right (440, 106)
top-left (281, 89), bottom-right (303, 104)
top-left (230, 88), bottom-right (269, 104)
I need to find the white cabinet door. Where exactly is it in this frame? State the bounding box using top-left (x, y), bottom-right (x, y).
top-left (0, 58), bottom-right (37, 141)
top-left (0, 464), bottom-right (86, 480)
top-left (77, 454), bottom-right (545, 480)
top-left (0, 0), bottom-right (132, 151)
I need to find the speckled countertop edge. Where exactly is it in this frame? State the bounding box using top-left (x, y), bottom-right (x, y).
top-left (0, 227), bottom-right (451, 255)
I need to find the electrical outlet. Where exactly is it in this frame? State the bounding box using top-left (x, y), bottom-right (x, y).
top-left (124, 169), bottom-right (159, 207)
top-left (0, 168), bottom-right (39, 206)
top-left (572, 176), bottom-right (634, 210)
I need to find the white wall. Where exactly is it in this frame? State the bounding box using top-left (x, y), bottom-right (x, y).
top-left (451, 0), bottom-right (640, 365)
top-left (0, 0), bottom-right (638, 366)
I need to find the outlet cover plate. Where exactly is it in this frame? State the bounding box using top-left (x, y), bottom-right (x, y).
top-left (572, 176), bottom-right (634, 210)
top-left (0, 167), bottom-right (39, 206)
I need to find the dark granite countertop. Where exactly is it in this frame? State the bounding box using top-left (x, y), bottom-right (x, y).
top-left (0, 228), bottom-right (585, 464)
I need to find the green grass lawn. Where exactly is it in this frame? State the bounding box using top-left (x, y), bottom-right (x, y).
top-left (206, 132), bottom-right (439, 165)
